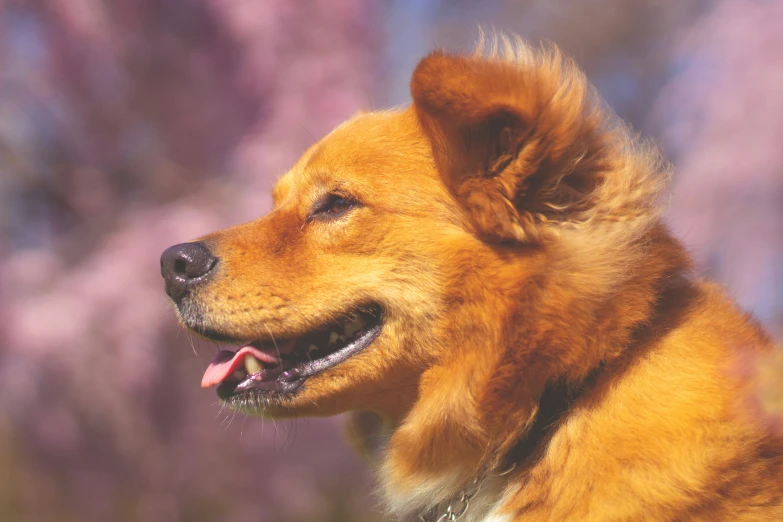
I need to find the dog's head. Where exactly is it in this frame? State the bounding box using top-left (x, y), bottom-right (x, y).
top-left (162, 107), bottom-right (466, 418)
top-left (161, 42), bottom-right (672, 485)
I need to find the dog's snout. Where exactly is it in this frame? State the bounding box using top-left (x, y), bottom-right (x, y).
top-left (160, 242), bottom-right (218, 303)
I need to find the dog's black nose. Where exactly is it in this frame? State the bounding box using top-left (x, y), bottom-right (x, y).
top-left (160, 242), bottom-right (218, 303)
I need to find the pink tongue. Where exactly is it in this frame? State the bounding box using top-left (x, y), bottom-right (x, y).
top-left (201, 344), bottom-right (289, 389)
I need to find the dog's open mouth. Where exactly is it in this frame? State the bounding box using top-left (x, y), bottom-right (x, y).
top-left (201, 305), bottom-right (383, 399)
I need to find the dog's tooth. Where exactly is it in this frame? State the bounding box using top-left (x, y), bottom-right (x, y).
top-left (244, 355), bottom-right (262, 375)
top-left (232, 369), bottom-right (246, 380)
top-left (308, 344), bottom-right (319, 354)
top-left (343, 316), bottom-right (366, 338)
top-left (328, 332), bottom-right (340, 345)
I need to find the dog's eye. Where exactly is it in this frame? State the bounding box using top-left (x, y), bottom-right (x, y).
top-left (309, 193), bottom-right (358, 221)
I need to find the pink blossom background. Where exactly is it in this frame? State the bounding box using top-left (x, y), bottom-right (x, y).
top-left (0, 1), bottom-right (780, 521)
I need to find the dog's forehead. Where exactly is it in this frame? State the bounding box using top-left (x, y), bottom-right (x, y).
top-left (273, 108), bottom-right (436, 205)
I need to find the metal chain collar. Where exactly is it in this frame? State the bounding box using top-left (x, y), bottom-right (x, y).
top-left (418, 463), bottom-right (516, 522)
top-left (418, 477), bottom-right (480, 522)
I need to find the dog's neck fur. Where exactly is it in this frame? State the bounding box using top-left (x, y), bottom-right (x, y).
top-left (373, 223), bottom-right (691, 519)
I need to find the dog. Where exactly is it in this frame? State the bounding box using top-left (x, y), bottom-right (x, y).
top-left (161, 37), bottom-right (783, 521)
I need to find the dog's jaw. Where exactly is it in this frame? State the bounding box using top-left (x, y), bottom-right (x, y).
top-left (194, 305), bottom-right (384, 401)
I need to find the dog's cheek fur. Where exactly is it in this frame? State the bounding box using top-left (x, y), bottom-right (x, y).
top-left (200, 224), bottom-right (443, 417)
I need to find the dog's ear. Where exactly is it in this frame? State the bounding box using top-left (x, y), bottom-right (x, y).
top-left (411, 48), bottom-right (610, 243)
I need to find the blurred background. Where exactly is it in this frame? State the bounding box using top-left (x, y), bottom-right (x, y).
top-left (0, 0), bottom-right (781, 521)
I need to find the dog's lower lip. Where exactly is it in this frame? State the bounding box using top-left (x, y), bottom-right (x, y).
top-left (215, 307), bottom-right (383, 400)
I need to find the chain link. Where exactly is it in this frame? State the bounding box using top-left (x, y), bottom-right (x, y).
top-left (419, 477), bottom-right (480, 522)
top-left (417, 462), bottom-right (517, 522)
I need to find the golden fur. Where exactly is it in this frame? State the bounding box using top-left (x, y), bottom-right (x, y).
top-left (168, 37), bottom-right (783, 520)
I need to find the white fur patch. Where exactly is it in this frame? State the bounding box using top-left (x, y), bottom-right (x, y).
top-left (383, 470), bottom-right (512, 522)
top-left (477, 484), bottom-right (517, 522)
top-left (481, 515), bottom-right (513, 522)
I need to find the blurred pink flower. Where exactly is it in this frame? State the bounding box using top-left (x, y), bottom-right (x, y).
top-left (657, 0), bottom-right (783, 335)
top-left (0, 1), bottom-right (383, 521)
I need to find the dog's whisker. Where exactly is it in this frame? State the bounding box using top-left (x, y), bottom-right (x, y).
top-left (184, 331), bottom-right (197, 356)
top-left (264, 323), bottom-right (282, 366)
top-left (240, 415), bottom-right (248, 441)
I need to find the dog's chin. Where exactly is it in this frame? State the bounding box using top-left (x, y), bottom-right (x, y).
top-left (188, 304), bottom-right (384, 412)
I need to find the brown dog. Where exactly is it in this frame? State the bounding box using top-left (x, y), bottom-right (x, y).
top-left (161, 38), bottom-right (783, 521)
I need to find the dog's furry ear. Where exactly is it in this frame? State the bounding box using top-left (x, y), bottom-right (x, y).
top-left (411, 46), bottom-right (612, 243)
